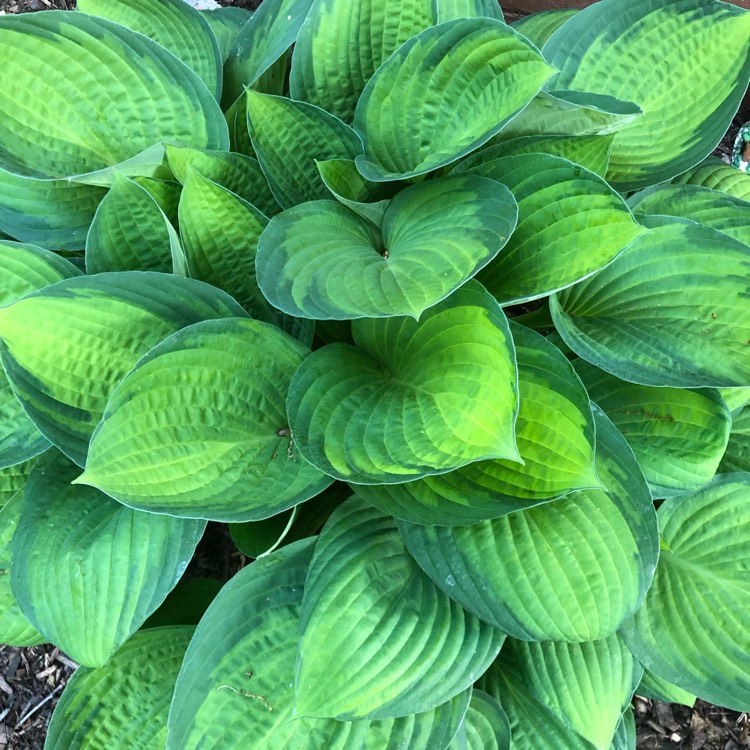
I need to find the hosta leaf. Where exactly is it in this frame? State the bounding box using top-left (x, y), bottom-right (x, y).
top-left (552, 216), bottom-right (750, 388)
top-left (720, 387), bottom-right (750, 416)
top-left (502, 634), bottom-right (641, 750)
top-left (79, 318), bottom-right (331, 522)
top-left (169, 538), bottom-right (470, 749)
top-left (543, 0), bottom-right (750, 190)
top-left (287, 281), bottom-right (520, 484)
top-left (247, 91), bottom-right (362, 207)
top-left (575, 361), bottom-right (731, 497)
top-left (46, 626), bottom-right (194, 750)
top-left (498, 90), bottom-right (642, 141)
top-left (0, 240), bottom-right (80, 467)
top-left (166, 145), bottom-right (281, 217)
top-left (201, 7), bottom-right (253, 62)
top-left (256, 175), bottom-right (517, 319)
top-left (459, 134), bottom-right (614, 177)
top-left (636, 669), bottom-right (696, 707)
top-left (399, 408), bottom-right (659, 642)
top-left (11, 451), bottom-right (205, 667)
top-left (0, 169), bottom-right (106, 250)
top-left (459, 153), bottom-right (644, 304)
top-left (356, 322), bottom-right (599, 525)
top-left (720, 406), bottom-right (750, 472)
top-left (510, 9), bottom-right (577, 47)
top-left (86, 172), bottom-right (181, 274)
top-left (76, 0), bottom-right (222, 98)
top-left (0, 11), bottom-right (228, 179)
top-left (672, 157), bottom-right (750, 201)
top-left (354, 18), bottom-right (554, 180)
top-left (447, 690), bottom-right (510, 750)
top-left (620, 474), bottom-right (750, 711)
top-left (0, 272), bottom-right (246, 466)
top-left (437, 0), bottom-right (503, 22)
top-left (0, 458), bottom-right (35, 509)
top-left (628, 184), bottom-right (750, 245)
top-left (290, 0), bottom-right (436, 124)
top-left (0, 490), bottom-right (45, 646)
top-left (296, 497), bottom-right (504, 719)
top-left (611, 709), bottom-right (635, 750)
top-left (223, 0), bottom-right (313, 106)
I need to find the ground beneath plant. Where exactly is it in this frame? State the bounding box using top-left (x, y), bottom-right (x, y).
top-left (1, 1), bottom-right (749, 748)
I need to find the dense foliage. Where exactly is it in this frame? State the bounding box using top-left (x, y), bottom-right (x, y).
top-left (0, 0), bottom-right (749, 747)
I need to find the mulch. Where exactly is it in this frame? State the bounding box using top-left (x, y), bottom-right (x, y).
top-left (1, 0), bottom-right (749, 748)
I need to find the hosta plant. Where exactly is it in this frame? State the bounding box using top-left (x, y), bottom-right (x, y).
top-left (1, 0), bottom-right (750, 747)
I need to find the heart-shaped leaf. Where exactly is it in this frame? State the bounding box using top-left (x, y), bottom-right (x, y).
top-left (296, 496), bottom-right (505, 719)
top-left (552, 216), bottom-right (750, 388)
top-left (256, 174), bottom-right (517, 319)
top-left (355, 322), bottom-right (599, 525)
top-left (287, 281), bottom-right (520, 484)
top-left (201, 7), bottom-right (253, 61)
top-left (636, 669), bottom-right (696, 707)
top-left (628, 184), bottom-right (750, 246)
top-left (290, 0), bottom-right (436, 124)
top-left (575, 360), bottom-right (732, 497)
top-left (354, 18), bottom-right (554, 180)
top-left (247, 91), bottom-right (362, 207)
top-left (46, 626), bottom-right (195, 750)
top-left (620, 474), bottom-right (750, 711)
top-left (169, 538), bottom-right (471, 749)
top-left (399, 408), bottom-right (659, 642)
top-left (11, 451), bottom-right (205, 667)
top-left (79, 318), bottom-right (331, 521)
top-left (672, 156), bottom-right (750, 201)
top-left (447, 690), bottom-right (510, 750)
top-left (86, 172), bottom-right (182, 274)
top-left (0, 272), bottom-right (246, 466)
top-left (543, 0), bottom-right (750, 189)
top-left (511, 8), bottom-right (577, 47)
top-left (76, 0), bottom-right (222, 98)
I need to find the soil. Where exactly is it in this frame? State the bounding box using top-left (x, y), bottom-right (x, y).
top-left (0, 1), bottom-right (749, 748)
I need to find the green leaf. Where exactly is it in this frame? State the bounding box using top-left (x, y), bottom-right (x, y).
top-left (79, 318), bottom-right (331, 522)
top-left (447, 690), bottom-right (510, 750)
top-left (222, 0), bottom-right (313, 106)
top-left (636, 669), bottom-right (696, 707)
top-left (0, 489), bottom-right (45, 646)
top-left (201, 7), bottom-right (253, 62)
top-left (575, 360), bottom-right (732, 497)
top-left (543, 0), bottom-right (750, 190)
top-left (510, 9), bottom-right (577, 47)
top-left (552, 216), bottom-right (750, 388)
top-left (354, 18), bottom-right (554, 180)
top-left (720, 387), bottom-right (750, 416)
top-left (165, 145), bottom-right (281, 217)
top-left (0, 458), bottom-right (35, 509)
top-left (143, 578), bottom-right (223, 630)
top-left (437, 0), bottom-right (503, 22)
top-left (610, 710), bottom-right (635, 750)
top-left (287, 281), bottom-right (520, 484)
top-left (11, 451), bottom-right (205, 667)
top-left (399, 408), bottom-right (659, 642)
top-left (247, 91), bottom-right (362, 208)
top-left (86, 172), bottom-right (182, 274)
top-left (498, 90), bottom-right (642, 141)
top-left (290, 0), bottom-right (436, 124)
top-left (256, 175), bottom-right (517, 319)
top-left (672, 156), bottom-right (750, 201)
top-left (501, 634), bottom-right (641, 750)
top-left (0, 272), bottom-right (246, 466)
top-left (0, 11), bottom-right (228, 179)
top-left (459, 153), bottom-right (644, 304)
top-left (355, 322), bottom-right (599, 525)
top-left (76, 0), bottom-right (222, 98)
top-left (178, 169), bottom-right (306, 334)
top-left (628, 184), bottom-right (750, 246)
top-left (0, 169), bottom-right (106, 250)
top-left (620, 474), bottom-right (750, 711)
top-left (46, 626), bottom-right (195, 750)
top-left (458, 134), bottom-right (615, 177)
top-left (720, 406), bottom-right (750, 472)
top-left (296, 497), bottom-right (505, 719)
top-left (169, 538), bottom-right (470, 749)
top-left (0, 372), bottom-right (49, 471)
